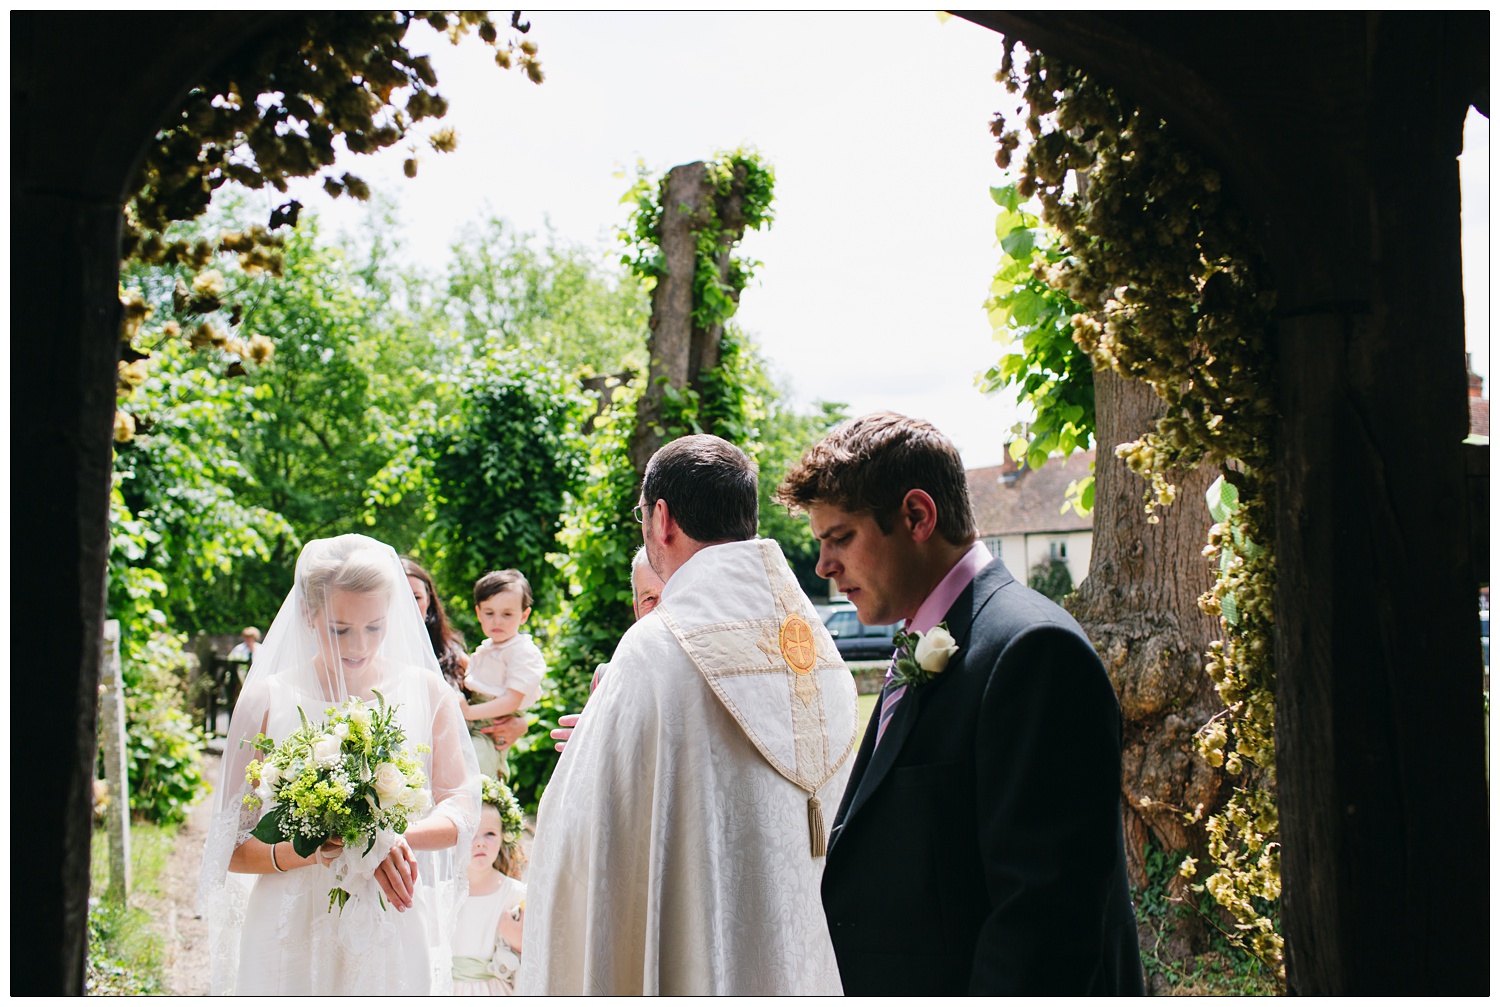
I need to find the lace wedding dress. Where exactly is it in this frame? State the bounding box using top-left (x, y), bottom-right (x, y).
top-left (199, 536), bottom-right (481, 995)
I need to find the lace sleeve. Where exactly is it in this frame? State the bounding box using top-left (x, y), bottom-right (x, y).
top-left (426, 673), bottom-right (481, 835)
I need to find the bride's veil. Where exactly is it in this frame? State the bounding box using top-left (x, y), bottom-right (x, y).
top-left (198, 534), bottom-right (481, 994)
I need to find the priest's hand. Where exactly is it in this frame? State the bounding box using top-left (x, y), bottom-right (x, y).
top-left (552, 713), bottom-right (581, 753)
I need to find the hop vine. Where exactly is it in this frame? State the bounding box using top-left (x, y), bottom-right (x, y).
top-left (997, 43), bottom-right (1282, 981)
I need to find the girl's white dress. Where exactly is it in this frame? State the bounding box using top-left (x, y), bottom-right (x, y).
top-left (452, 874), bottom-right (527, 996)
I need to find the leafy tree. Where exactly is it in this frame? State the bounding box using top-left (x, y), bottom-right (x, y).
top-left (231, 220), bottom-right (400, 540)
top-left (110, 334), bottom-right (294, 637)
top-left (443, 217), bottom-right (650, 377)
top-left (621, 151), bottom-right (776, 472)
top-left (514, 389), bottom-right (642, 809)
top-left (117, 11), bottom-right (543, 385)
top-left (420, 350), bottom-right (590, 639)
top-left (990, 42), bottom-right (1278, 979)
top-left (1027, 557), bottom-right (1074, 603)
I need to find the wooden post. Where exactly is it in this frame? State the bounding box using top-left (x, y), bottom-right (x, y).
top-left (99, 620), bottom-right (131, 903)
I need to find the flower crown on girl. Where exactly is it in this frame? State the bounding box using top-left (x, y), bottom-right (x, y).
top-left (480, 775), bottom-right (525, 853)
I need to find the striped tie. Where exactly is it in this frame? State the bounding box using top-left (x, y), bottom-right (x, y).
top-left (874, 654), bottom-right (906, 747)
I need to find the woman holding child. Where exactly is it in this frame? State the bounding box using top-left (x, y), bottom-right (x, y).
top-left (403, 557), bottom-right (469, 690)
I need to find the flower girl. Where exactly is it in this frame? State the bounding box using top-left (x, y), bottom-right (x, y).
top-left (452, 776), bottom-right (527, 995)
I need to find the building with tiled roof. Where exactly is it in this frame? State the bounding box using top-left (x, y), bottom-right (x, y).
top-left (1468, 357), bottom-right (1488, 440)
top-left (968, 449), bottom-right (1094, 588)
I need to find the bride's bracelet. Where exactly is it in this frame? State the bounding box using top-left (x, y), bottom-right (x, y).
top-left (270, 841), bottom-right (287, 873)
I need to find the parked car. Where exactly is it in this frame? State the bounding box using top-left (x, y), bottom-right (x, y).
top-left (822, 605), bottom-right (902, 661)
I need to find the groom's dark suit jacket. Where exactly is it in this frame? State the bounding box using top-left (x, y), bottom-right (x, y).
top-left (822, 558), bottom-right (1145, 995)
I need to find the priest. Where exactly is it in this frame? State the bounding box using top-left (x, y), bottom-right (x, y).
top-left (520, 435), bottom-right (859, 995)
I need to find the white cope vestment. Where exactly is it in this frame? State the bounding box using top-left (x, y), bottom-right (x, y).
top-left (519, 539), bottom-right (859, 995)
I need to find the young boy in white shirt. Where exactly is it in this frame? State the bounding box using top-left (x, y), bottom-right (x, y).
top-left (462, 569), bottom-right (547, 778)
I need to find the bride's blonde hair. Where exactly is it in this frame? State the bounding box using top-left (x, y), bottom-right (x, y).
top-left (298, 536), bottom-right (398, 611)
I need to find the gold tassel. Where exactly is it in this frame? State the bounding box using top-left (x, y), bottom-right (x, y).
top-left (807, 793), bottom-right (826, 858)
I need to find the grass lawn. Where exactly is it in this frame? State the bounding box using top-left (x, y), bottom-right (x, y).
top-left (87, 820), bottom-right (180, 995)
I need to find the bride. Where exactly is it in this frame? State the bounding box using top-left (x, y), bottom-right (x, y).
top-left (199, 535), bottom-right (481, 995)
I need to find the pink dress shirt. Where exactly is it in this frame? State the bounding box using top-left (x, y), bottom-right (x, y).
top-left (875, 540), bottom-right (994, 746)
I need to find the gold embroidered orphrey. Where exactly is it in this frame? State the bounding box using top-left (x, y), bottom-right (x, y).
top-left (780, 615), bottom-right (817, 674)
top-left (657, 540), bottom-right (856, 856)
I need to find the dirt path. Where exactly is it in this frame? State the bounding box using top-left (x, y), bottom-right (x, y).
top-left (144, 752), bottom-right (218, 996)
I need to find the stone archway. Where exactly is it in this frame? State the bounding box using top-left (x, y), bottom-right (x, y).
top-left (12, 11), bottom-right (1489, 994)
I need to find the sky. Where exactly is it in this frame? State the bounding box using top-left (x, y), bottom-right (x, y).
top-left (290, 12), bottom-right (1491, 465)
top-left (1460, 107), bottom-right (1489, 396)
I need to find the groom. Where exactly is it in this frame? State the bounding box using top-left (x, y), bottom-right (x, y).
top-left (777, 412), bottom-right (1145, 995)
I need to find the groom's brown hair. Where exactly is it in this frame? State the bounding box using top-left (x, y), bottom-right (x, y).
top-left (776, 411), bottom-right (976, 547)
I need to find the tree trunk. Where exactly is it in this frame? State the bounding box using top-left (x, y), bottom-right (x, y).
top-left (629, 160), bottom-right (751, 475)
top-left (1065, 365), bottom-right (1226, 973)
top-left (630, 162), bottom-right (710, 474)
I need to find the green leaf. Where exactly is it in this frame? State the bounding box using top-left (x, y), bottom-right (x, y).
top-left (1000, 227), bottom-right (1036, 260)
top-left (250, 806), bottom-right (287, 845)
top-left (1011, 289), bottom-right (1042, 326)
top-left (994, 210), bottom-right (1023, 241)
top-left (292, 831), bottom-right (328, 859)
top-left (990, 184), bottom-right (1021, 210)
top-left (1206, 475), bottom-right (1239, 524)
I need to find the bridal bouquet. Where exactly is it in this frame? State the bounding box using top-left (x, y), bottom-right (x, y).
top-left (243, 692), bottom-right (431, 910)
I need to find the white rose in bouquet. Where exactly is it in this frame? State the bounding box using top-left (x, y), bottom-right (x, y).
top-left (312, 735), bottom-right (343, 768)
top-left (373, 762), bottom-right (407, 801)
top-left (397, 787), bottom-right (432, 815)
